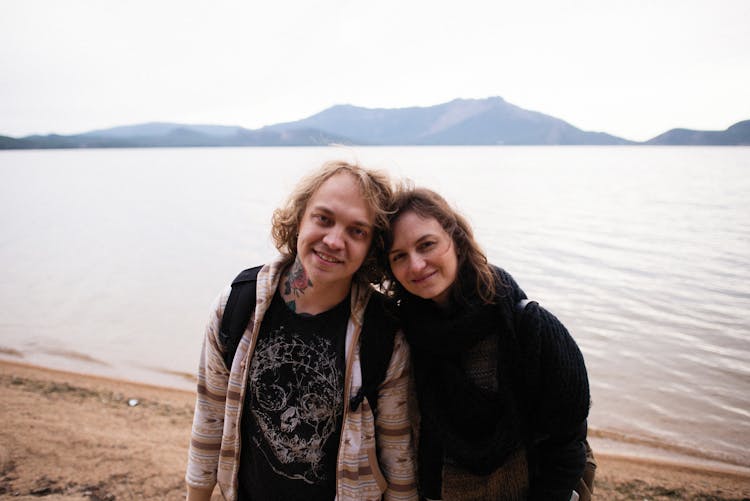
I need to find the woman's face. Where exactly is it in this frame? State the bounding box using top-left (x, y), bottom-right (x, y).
top-left (388, 211), bottom-right (458, 306)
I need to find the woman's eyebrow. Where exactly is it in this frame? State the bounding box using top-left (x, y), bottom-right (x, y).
top-left (414, 234), bottom-right (437, 243)
top-left (389, 234), bottom-right (436, 254)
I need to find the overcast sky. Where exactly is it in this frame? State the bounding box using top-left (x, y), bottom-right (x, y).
top-left (1, 0), bottom-right (749, 142)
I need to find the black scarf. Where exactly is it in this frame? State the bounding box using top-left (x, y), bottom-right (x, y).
top-left (400, 292), bottom-right (528, 475)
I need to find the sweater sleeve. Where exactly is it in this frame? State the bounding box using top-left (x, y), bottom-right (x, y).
top-left (519, 301), bottom-right (590, 500)
top-left (185, 287), bottom-right (232, 491)
top-left (527, 420), bottom-right (588, 501)
top-left (376, 331), bottom-right (419, 501)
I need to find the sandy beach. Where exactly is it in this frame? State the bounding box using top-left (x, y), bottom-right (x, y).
top-left (1, 360), bottom-right (748, 501)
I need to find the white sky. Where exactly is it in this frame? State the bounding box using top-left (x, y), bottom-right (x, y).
top-left (1, 0), bottom-right (749, 142)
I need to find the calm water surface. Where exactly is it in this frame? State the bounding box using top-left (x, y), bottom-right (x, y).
top-left (1, 146), bottom-right (748, 468)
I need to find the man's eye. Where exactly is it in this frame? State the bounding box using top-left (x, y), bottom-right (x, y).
top-left (351, 227), bottom-right (367, 239)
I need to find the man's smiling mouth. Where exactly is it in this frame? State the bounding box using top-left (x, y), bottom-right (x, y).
top-left (314, 250), bottom-right (343, 264)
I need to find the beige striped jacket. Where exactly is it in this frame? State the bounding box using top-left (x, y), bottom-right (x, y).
top-left (186, 257), bottom-right (418, 501)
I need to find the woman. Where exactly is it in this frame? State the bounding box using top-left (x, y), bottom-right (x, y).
top-left (384, 187), bottom-right (593, 501)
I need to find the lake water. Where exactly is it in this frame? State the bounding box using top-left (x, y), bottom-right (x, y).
top-left (1, 146), bottom-right (749, 471)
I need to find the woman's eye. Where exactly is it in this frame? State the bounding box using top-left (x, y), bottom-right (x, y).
top-left (390, 253), bottom-right (404, 263)
top-left (419, 241), bottom-right (436, 252)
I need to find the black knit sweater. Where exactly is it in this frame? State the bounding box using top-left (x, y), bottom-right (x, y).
top-left (399, 267), bottom-right (590, 501)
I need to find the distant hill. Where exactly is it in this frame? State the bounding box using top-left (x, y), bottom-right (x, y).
top-left (2, 97), bottom-right (748, 149)
top-left (1, 124), bottom-right (352, 149)
top-left (82, 122), bottom-right (248, 139)
top-left (0, 135), bottom-right (31, 148)
top-left (645, 120), bottom-right (750, 145)
top-left (265, 97), bottom-right (631, 145)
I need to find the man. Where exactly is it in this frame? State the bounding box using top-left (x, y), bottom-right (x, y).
top-left (186, 161), bottom-right (417, 501)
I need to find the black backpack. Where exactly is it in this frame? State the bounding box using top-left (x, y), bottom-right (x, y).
top-left (218, 266), bottom-right (398, 414)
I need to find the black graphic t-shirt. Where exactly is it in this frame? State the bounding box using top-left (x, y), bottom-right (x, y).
top-left (238, 290), bottom-right (350, 501)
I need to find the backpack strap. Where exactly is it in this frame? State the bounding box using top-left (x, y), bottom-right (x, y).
top-left (219, 266), bottom-right (263, 370)
top-left (349, 292), bottom-right (398, 415)
top-left (515, 298), bottom-right (535, 313)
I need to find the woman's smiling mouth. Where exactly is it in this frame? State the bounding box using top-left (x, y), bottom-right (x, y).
top-left (411, 270), bottom-right (437, 284)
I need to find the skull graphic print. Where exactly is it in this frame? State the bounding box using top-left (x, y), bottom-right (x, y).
top-left (248, 326), bottom-right (344, 484)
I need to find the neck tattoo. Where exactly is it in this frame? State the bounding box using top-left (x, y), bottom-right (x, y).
top-left (283, 257), bottom-right (313, 314)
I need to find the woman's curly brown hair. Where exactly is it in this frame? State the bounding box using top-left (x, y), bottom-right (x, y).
top-left (271, 160), bottom-right (394, 285)
top-left (382, 184), bottom-right (500, 305)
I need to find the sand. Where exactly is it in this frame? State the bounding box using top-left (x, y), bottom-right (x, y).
top-left (1, 360), bottom-right (748, 501)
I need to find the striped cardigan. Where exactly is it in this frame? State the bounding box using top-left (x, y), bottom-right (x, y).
top-left (186, 257), bottom-right (418, 501)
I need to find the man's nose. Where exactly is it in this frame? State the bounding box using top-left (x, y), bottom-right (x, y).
top-left (323, 227), bottom-right (344, 249)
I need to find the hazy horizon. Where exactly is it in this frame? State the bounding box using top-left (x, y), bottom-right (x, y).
top-left (2, 0), bottom-right (749, 142)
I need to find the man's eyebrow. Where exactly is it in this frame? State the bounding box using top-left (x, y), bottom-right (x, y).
top-left (310, 205), bottom-right (332, 214)
top-left (351, 220), bottom-right (373, 229)
top-left (310, 205), bottom-right (373, 228)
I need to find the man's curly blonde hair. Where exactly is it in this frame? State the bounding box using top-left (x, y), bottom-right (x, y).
top-left (271, 160), bottom-right (394, 285)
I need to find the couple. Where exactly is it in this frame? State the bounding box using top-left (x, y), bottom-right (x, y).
top-left (185, 161), bottom-right (593, 501)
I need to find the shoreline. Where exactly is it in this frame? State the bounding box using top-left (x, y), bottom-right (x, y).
top-left (3, 358), bottom-right (747, 473)
top-left (2, 360), bottom-right (750, 500)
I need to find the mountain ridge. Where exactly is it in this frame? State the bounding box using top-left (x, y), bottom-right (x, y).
top-left (263, 97), bottom-right (631, 145)
top-left (2, 97), bottom-right (748, 148)
top-left (646, 120), bottom-right (750, 145)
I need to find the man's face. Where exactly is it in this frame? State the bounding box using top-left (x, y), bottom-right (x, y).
top-left (296, 172), bottom-right (375, 291)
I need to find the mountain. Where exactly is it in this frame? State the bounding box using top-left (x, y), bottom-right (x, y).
top-left (645, 120), bottom-right (750, 145)
top-left (3, 97), bottom-right (748, 149)
top-left (265, 97), bottom-right (632, 145)
top-left (1, 123), bottom-right (353, 149)
top-left (0, 135), bottom-right (33, 148)
top-left (82, 122), bottom-right (247, 139)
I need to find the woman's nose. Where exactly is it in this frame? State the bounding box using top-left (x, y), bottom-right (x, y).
top-left (409, 254), bottom-right (426, 272)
